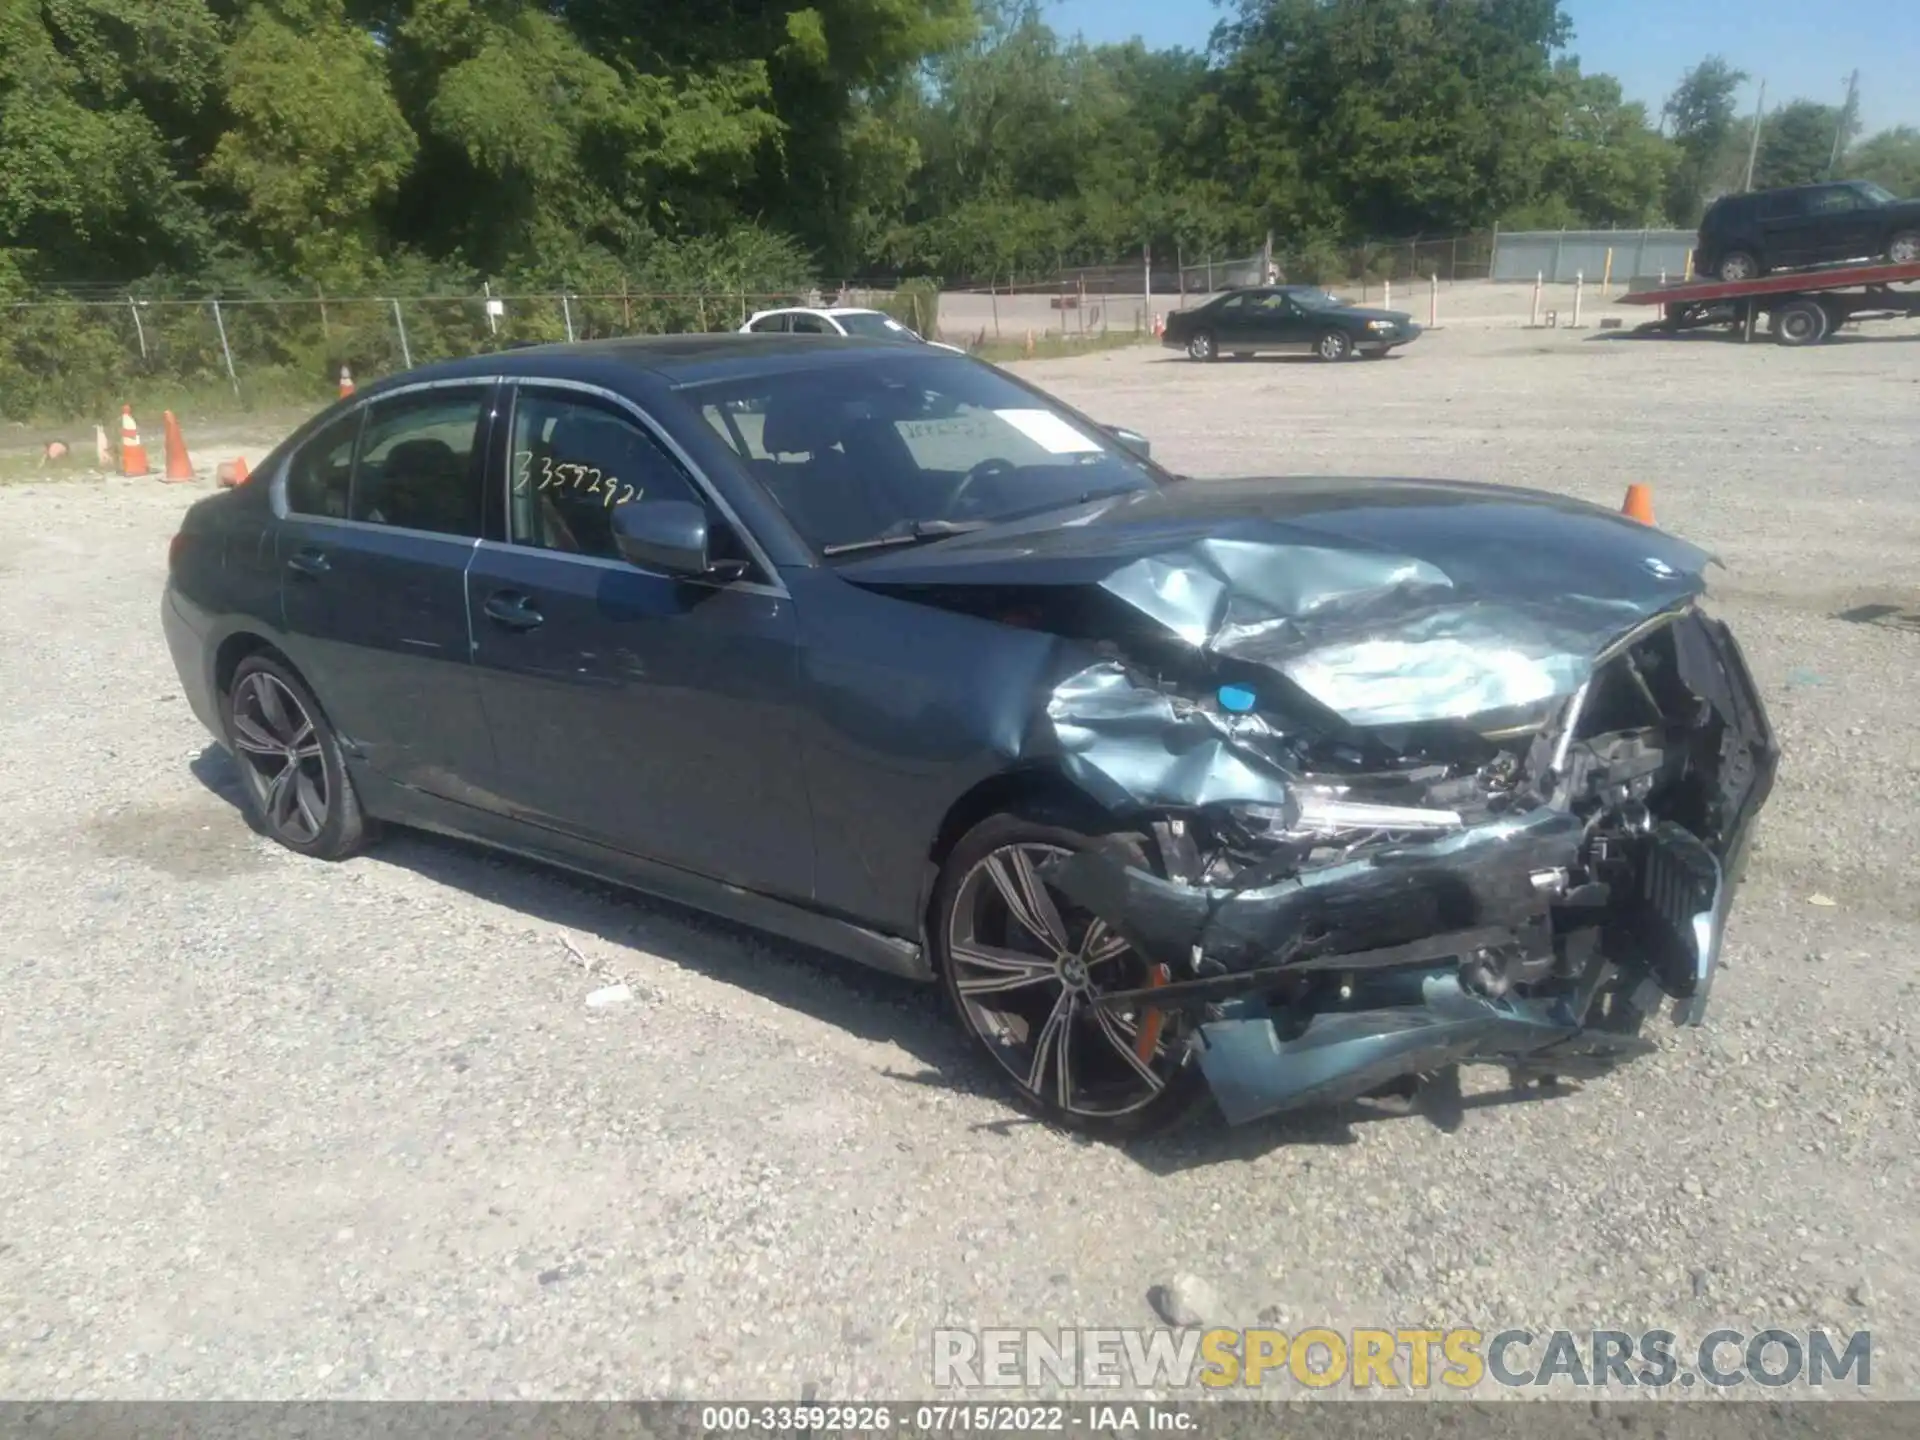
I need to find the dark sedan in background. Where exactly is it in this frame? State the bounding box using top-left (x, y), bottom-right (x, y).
top-left (1162, 285), bottom-right (1423, 361)
top-left (164, 334), bottom-right (1773, 1137)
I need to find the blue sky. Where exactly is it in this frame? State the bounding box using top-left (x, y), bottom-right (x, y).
top-left (1045, 0), bottom-right (1920, 136)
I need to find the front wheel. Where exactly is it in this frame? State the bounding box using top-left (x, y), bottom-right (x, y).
top-left (932, 807), bottom-right (1206, 1137)
top-left (223, 653), bottom-right (372, 860)
top-left (1186, 329), bottom-right (1217, 361)
top-left (1889, 230), bottom-right (1920, 266)
top-left (1315, 329), bottom-right (1354, 361)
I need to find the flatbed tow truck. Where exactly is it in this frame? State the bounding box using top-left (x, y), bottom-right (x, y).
top-left (1618, 258), bottom-right (1920, 346)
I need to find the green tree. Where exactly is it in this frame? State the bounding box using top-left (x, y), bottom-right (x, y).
top-left (1662, 56), bottom-right (1747, 223)
top-left (1848, 126), bottom-right (1920, 197)
top-left (208, 0), bottom-right (418, 285)
top-left (1753, 99), bottom-right (1857, 190)
top-left (1533, 60), bottom-right (1677, 226)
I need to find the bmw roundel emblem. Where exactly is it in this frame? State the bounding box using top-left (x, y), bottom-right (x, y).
top-left (1642, 557), bottom-right (1678, 579)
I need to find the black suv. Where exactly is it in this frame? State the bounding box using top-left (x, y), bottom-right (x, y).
top-left (1696, 180), bottom-right (1920, 281)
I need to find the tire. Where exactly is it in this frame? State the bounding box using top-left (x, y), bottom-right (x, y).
top-left (1889, 230), bottom-right (1920, 266)
top-left (1717, 250), bottom-right (1761, 282)
top-left (222, 653), bottom-right (372, 860)
top-left (1315, 329), bottom-right (1354, 361)
top-left (1186, 329), bottom-right (1217, 362)
top-left (1772, 297), bottom-right (1830, 347)
top-left (931, 804), bottom-right (1208, 1138)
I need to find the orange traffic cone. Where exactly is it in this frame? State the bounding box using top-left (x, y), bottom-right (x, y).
top-left (162, 410), bottom-right (195, 482)
top-left (1621, 483), bottom-right (1655, 525)
top-left (119, 406), bottom-right (150, 477)
top-left (338, 364), bottom-right (354, 399)
top-left (216, 456), bottom-right (250, 488)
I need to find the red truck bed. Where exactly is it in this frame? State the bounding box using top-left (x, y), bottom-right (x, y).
top-left (1619, 259), bottom-right (1920, 307)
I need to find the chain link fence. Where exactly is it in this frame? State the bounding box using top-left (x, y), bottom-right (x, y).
top-left (0, 289), bottom-right (824, 422)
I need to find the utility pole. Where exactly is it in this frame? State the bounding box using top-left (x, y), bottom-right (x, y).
top-left (1743, 79), bottom-right (1767, 191)
top-left (1827, 70), bottom-right (1860, 178)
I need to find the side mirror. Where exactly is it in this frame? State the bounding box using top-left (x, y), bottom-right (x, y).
top-left (611, 499), bottom-right (747, 582)
top-left (1104, 425), bottom-right (1152, 460)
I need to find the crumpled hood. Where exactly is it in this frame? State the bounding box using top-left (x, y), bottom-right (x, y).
top-left (839, 476), bottom-right (1713, 725)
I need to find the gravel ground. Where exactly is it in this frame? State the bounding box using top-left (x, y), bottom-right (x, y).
top-left (2, 316), bottom-right (1917, 1404)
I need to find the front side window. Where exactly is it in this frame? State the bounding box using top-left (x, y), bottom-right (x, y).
top-left (349, 387), bottom-right (488, 537)
top-left (285, 410), bottom-right (360, 519)
top-left (683, 355), bottom-right (1160, 555)
top-left (1808, 186), bottom-right (1860, 215)
top-left (1855, 181), bottom-right (1897, 205)
top-left (506, 389), bottom-right (703, 561)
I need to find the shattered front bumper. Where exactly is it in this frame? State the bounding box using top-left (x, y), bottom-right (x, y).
top-left (1047, 617), bottom-right (1778, 1127)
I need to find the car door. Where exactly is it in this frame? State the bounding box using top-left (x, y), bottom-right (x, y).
top-left (1208, 292), bottom-right (1258, 349)
top-left (1757, 188), bottom-right (1820, 265)
top-left (1800, 185), bottom-right (1880, 264)
top-left (464, 380), bottom-right (815, 901)
top-left (275, 379), bottom-right (499, 805)
top-left (1257, 292), bottom-right (1316, 351)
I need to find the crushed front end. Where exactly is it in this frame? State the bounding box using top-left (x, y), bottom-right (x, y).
top-left (1041, 604), bottom-right (1779, 1125)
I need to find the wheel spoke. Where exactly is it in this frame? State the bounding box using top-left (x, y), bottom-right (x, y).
top-left (952, 940), bottom-right (1057, 995)
top-left (1093, 1004), bottom-right (1167, 1091)
top-left (1025, 989), bottom-right (1075, 1107)
top-left (231, 714), bottom-right (280, 757)
top-left (264, 761), bottom-right (298, 828)
top-left (985, 848), bottom-right (1070, 954)
top-left (254, 677), bottom-right (296, 742)
top-left (1079, 918), bottom-right (1130, 966)
top-left (292, 769), bottom-right (326, 836)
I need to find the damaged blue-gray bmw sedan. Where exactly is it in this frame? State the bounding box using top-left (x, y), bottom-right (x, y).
top-left (163, 334), bottom-right (1778, 1138)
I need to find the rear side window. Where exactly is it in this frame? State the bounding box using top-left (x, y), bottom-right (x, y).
top-left (1807, 186), bottom-right (1859, 214)
top-left (1760, 190), bottom-right (1808, 220)
top-left (284, 410), bottom-right (360, 518)
top-left (748, 314), bottom-right (789, 333)
top-left (349, 387), bottom-right (490, 538)
top-left (789, 313), bottom-right (832, 334)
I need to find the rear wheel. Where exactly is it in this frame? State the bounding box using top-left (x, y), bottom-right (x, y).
top-left (1889, 230), bottom-right (1920, 265)
top-left (223, 654), bottom-right (371, 860)
top-left (1772, 297), bottom-right (1831, 347)
top-left (1186, 330), bottom-right (1216, 361)
top-left (932, 806), bottom-right (1206, 1137)
top-left (1315, 329), bottom-right (1354, 361)
top-left (1717, 250), bottom-right (1761, 282)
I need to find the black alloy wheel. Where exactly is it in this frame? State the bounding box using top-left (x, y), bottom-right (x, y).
top-left (933, 808), bottom-right (1206, 1137)
top-left (223, 654), bottom-right (371, 859)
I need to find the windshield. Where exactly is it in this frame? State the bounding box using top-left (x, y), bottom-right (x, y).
top-left (835, 311), bottom-right (920, 341)
top-left (683, 355), bottom-right (1161, 555)
top-left (1856, 181), bottom-right (1897, 205)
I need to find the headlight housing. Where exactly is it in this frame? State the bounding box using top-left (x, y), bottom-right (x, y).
top-left (1365, 319), bottom-right (1395, 331)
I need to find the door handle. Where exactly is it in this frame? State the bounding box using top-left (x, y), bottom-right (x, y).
top-left (286, 547), bottom-right (330, 577)
top-left (483, 590), bottom-right (544, 630)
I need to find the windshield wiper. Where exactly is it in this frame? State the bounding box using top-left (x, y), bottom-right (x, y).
top-left (820, 519), bottom-right (990, 556)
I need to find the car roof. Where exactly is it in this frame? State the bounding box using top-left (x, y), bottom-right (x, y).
top-left (752, 306), bottom-right (891, 318)
top-left (358, 333), bottom-right (946, 393)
